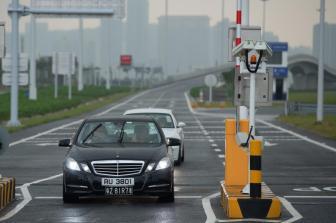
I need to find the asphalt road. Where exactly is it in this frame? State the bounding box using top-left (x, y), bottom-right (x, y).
top-left (0, 77), bottom-right (336, 223)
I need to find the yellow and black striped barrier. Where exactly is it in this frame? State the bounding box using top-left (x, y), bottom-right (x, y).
top-left (220, 119), bottom-right (281, 219)
top-left (0, 177), bottom-right (16, 211)
top-left (250, 140), bottom-right (262, 198)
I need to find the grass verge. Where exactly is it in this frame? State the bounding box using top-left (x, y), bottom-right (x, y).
top-left (278, 114), bottom-right (336, 140)
top-left (0, 86), bottom-right (137, 132)
top-left (289, 90), bottom-right (336, 104)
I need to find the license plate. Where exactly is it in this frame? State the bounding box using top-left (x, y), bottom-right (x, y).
top-left (102, 178), bottom-right (134, 187)
top-left (105, 187), bottom-right (133, 196)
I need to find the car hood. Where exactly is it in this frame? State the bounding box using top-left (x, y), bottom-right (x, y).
top-left (69, 144), bottom-right (166, 163)
top-left (162, 128), bottom-right (180, 139)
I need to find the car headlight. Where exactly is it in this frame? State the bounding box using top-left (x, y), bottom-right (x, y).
top-left (81, 163), bottom-right (91, 173)
top-left (156, 157), bottom-right (171, 170)
top-left (65, 157), bottom-right (80, 171)
top-left (145, 162), bottom-right (156, 172)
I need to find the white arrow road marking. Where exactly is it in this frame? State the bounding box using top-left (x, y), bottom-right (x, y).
top-left (36, 143), bottom-right (58, 146)
top-left (264, 141), bottom-right (278, 147)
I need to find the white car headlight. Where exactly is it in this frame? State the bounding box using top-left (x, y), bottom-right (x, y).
top-left (65, 157), bottom-right (80, 171)
top-left (156, 157), bottom-right (171, 170)
top-left (81, 163), bottom-right (91, 173)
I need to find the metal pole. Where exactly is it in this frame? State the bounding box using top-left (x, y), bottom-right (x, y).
top-left (317, 0), bottom-right (325, 122)
top-left (29, 12), bottom-right (37, 100)
top-left (242, 0), bottom-right (249, 25)
top-left (7, 0), bottom-right (21, 127)
top-left (221, 0), bottom-right (225, 64)
top-left (78, 17), bottom-right (84, 91)
top-left (249, 73), bottom-right (256, 135)
top-left (68, 53), bottom-right (72, 100)
top-left (54, 54), bottom-right (58, 98)
top-left (261, 0), bottom-right (268, 40)
top-left (235, 0), bottom-right (242, 132)
top-left (165, 0), bottom-right (168, 76)
top-left (209, 86), bottom-right (213, 103)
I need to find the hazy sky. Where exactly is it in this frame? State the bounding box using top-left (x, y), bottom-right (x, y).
top-left (0, 0), bottom-right (336, 48)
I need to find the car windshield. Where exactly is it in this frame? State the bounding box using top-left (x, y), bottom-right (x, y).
top-left (128, 113), bottom-right (175, 128)
top-left (77, 120), bottom-right (162, 145)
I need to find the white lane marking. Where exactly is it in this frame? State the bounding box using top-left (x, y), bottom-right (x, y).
top-left (9, 91), bottom-right (149, 147)
top-left (209, 139), bottom-right (214, 143)
top-left (201, 192), bottom-right (302, 223)
top-left (211, 144), bottom-right (218, 147)
top-left (284, 196), bottom-right (336, 199)
top-left (264, 141), bottom-right (278, 147)
top-left (258, 119), bottom-right (336, 153)
top-left (202, 192), bottom-right (219, 223)
top-left (151, 91), bottom-right (167, 107)
top-left (214, 149), bottom-right (222, 152)
top-left (279, 197), bottom-right (303, 223)
top-left (175, 195), bottom-right (202, 199)
top-left (0, 174), bottom-right (62, 222)
top-left (186, 92), bottom-right (336, 153)
top-left (35, 196), bottom-right (62, 199)
top-left (218, 154), bottom-right (225, 158)
top-left (36, 143), bottom-right (58, 146)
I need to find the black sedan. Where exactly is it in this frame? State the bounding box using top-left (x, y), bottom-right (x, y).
top-left (59, 116), bottom-right (180, 203)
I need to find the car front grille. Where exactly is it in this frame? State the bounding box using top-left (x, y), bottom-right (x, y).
top-left (91, 160), bottom-right (145, 177)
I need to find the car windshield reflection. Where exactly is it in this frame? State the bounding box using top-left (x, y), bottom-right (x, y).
top-left (77, 121), bottom-right (162, 145)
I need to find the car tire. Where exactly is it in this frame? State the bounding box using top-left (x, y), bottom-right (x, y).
top-left (159, 178), bottom-right (174, 202)
top-left (174, 148), bottom-right (182, 166)
top-left (63, 183), bottom-right (79, 203)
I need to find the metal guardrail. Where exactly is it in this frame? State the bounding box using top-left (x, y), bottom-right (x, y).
top-left (287, 102), bottom-right (336, 114)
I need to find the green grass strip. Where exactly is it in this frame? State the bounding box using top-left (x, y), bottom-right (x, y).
top-left (278, 114), bottom-right (336, 140)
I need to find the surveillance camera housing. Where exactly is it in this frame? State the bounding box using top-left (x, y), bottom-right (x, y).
top-left (232, 40), bottom-right (273, 75)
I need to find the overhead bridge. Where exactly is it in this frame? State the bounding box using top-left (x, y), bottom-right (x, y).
top-left (288, 54), bottom-right (336, 90)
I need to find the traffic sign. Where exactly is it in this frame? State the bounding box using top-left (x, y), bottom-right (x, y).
top-left (2, 54), bottom-right (28, 72)
top-left (2, 73), bottom-right (29, 86)
top-left (0, 22), bottom-right (5, 58)
top-left (52, 52), bottom-right (76, 75)
top-left (31, 0), bottom-right (126, 19)
top-left (205, 74), bottom-right (218, 87)
top-left (120, 55), bottom-right (132, 66)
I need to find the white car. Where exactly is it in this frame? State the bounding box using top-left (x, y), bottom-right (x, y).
top-left (124, 108), bottom-right (186, 165)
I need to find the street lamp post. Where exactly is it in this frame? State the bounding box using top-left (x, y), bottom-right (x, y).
top-left (8, 0), bottom-right (21, 127)
top-left (317, 0), bottom-right (325, 122)
top-left (165, 0), bottom-right (168, 77)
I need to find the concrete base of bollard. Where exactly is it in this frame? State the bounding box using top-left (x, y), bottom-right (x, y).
top-left (220, 181), bottom-right (281, 219)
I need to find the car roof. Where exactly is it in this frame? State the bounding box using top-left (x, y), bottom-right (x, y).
top-left (124, 108), bottom-right (173, 115)
top-left (85, 115), bottom-right (155, 122)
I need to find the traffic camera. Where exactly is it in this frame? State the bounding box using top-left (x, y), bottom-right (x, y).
top-left (232, 40), bottom-right (272, 75)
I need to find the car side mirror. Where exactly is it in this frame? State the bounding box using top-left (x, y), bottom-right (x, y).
top-left (59, 139), bottom-right (71, 147)
top-left (166, 138), bottom-right (181, 147)
top-left (177, 122), bottom-right (186, 128)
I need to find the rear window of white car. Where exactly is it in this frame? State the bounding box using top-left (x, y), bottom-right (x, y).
top-left (127, 113), bottom-right (175, 128)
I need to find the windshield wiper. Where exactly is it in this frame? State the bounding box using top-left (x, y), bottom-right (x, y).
top-left (118, 122), bottom-right (125, 143)
top-left (82, 123), bottom-right (103, 144)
